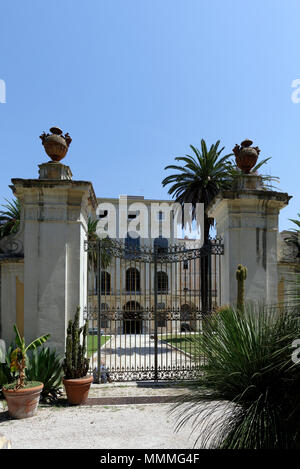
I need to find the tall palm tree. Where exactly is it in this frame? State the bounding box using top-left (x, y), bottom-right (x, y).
top-left (162, 140), bottom-right (233, 313)
top-left (0, 198), bottom-right (20, 238)
top-left (162, 139), bottom-right (276, 242)
top-left (87, 216), bottom-right (111, 270)
top-left (162, 140), bottom-right (233, 244)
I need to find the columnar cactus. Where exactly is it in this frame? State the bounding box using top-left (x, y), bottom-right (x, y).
top-left (63, 307), bottom-right (89, 379)
top-left (236, 264), bottom-right (247, 313)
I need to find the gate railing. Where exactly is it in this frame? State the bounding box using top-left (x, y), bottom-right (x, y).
top-left (84, 237), bottom-right (224, 382)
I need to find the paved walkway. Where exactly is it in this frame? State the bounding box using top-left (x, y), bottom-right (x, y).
top-left (90, 334), bottom-right (192, 377)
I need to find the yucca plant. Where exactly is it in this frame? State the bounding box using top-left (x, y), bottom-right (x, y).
top-left (0, 198), bottom-right (20, 238)
top-left (26, 347), bottom-right (64, 402)
top-left (173, 306), bottom-right (300, 449)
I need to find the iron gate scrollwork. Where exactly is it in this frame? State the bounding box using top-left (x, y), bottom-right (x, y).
top-left (84, 238), bottom-right (224, 382)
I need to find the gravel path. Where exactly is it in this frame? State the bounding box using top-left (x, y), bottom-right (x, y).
top-left (0, 403), bottom-right (195, 449)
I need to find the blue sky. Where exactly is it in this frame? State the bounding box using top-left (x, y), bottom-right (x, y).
top-left (0, 0), bottom-right (299, 231)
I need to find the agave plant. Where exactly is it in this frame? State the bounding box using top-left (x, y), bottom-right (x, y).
top-left (173, 306), bottom-right (300, 449)
top-left (26, 347), bottom-right (64, 402)
top-left (0, 198), bottom-right (20, 238)
top-left (8, 325), bottom-right (50, 389)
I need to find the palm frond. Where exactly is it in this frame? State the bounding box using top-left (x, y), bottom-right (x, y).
top-left (0, 197), bottom-right (21, 238)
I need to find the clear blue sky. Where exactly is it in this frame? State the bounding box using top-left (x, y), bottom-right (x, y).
top-left (0, 0), bottom-right (299, 231)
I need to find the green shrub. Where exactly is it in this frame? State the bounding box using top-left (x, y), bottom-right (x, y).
top-left (173, 305), bottom-right (300, 449)
top-left (26, 347), bottom-right (64, 402)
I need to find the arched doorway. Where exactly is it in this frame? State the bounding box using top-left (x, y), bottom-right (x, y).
top-left (123, 301), bottom-right (142, 334)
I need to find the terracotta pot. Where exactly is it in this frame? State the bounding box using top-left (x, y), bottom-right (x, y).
top-left (63, 376), bottom-right (93, 405)
top-left (3, 383), bottom-right (43, 419)
top-left (40, 127), bottom-right (72, 162)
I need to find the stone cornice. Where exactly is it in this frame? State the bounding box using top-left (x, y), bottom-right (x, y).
top-left (10, 178), bottom-right (98, 211)
top-left (208, 189), bottom-right (292, 216)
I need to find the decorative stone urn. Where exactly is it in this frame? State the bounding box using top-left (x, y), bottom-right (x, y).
top-left (39, 126), bottom-right (72, 162)
top-left (232, 139), bottom-right (260, 174)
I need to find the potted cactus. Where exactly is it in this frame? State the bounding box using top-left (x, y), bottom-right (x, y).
top-left (2, 325), bottom-right (49, 419)
top-left (63, 307), bottom-right (92, 405)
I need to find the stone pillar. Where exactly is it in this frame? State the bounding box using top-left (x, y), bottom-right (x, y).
top-left (10, 162), bottom-right (97, 354)
top-left (208, 175), bottom-right (291, 307)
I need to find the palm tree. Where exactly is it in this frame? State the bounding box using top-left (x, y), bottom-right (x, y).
top-left (162, 139), bottom-right (275, 311)
top-left (162, 139), bottom-right (276, 243)
top-left (0, 198), bottom-right (20, 238)
top-left (87, 216), bottom-right (111, 271)
top-left (162, 140), bottom-right (233, 312)
top-left (162, 140), bottom-right (233, 244)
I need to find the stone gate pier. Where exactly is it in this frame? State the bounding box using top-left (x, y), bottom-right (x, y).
top-left (208, 146), bottom-right (291, 307)
top-left (0, 128), bottom-right (97, 353)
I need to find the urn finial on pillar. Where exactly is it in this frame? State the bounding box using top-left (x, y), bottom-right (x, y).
top-left (39, 126), bottom-right (72, 162)
top-left (232, 139), bottom-right (260, 174)
top-left (38, 126), bottom-right (73, 180)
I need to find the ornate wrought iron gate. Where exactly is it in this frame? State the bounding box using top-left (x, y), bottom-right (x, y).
top-left (85, 238), bottom-right (224, 382)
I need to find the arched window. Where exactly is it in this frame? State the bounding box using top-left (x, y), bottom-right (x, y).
top-left (126, 267), bottom-right (140, 292)
top-left (101, 271), bottom-right (111, 293)
top-left (154, 237), bottom-right (168, 254)
top-left (157, 271), bottom-right (168, 293)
